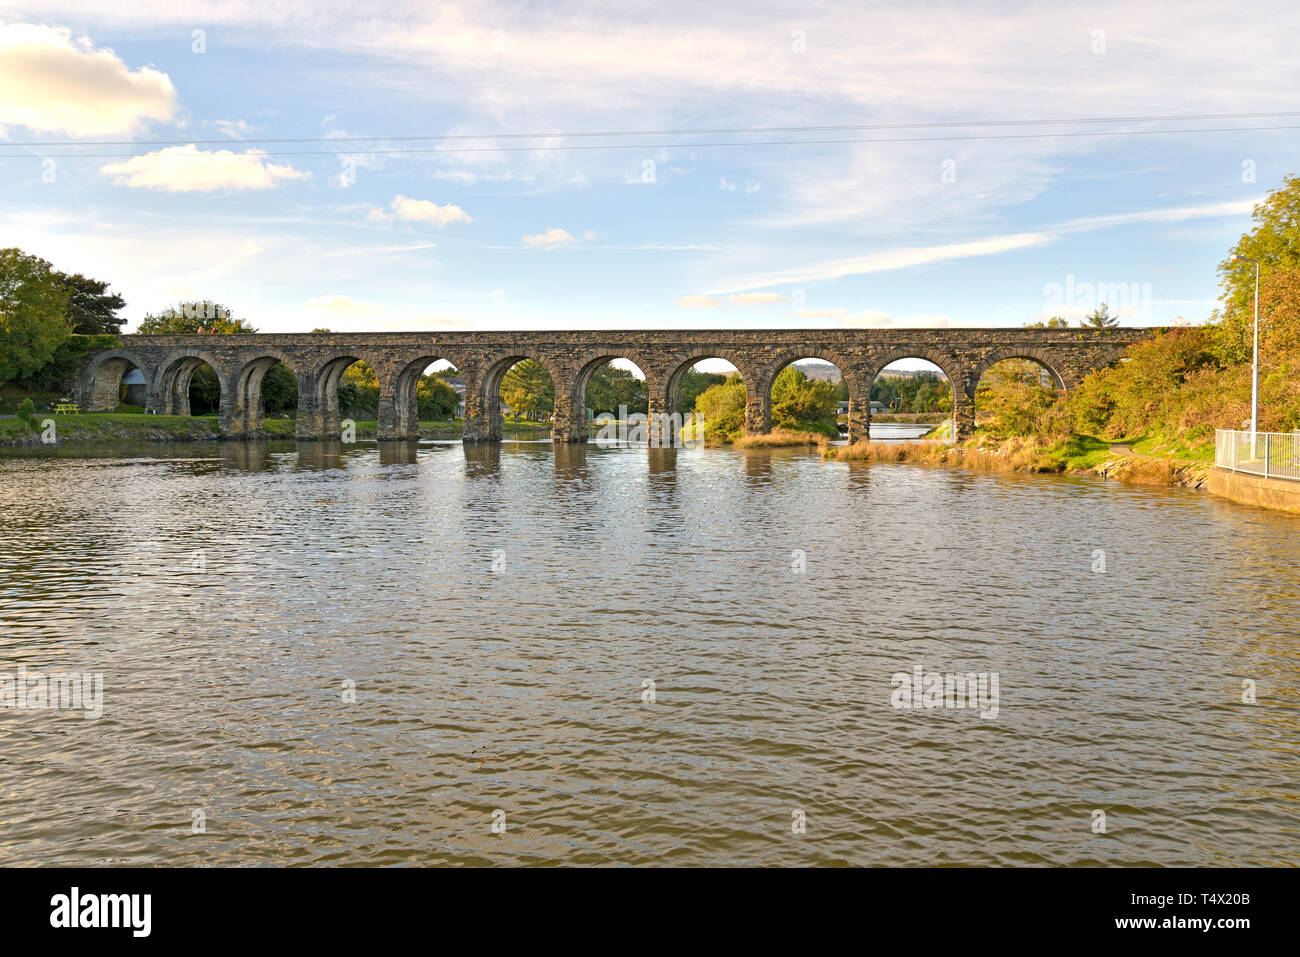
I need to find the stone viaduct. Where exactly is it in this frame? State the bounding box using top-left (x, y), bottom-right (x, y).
top-left (75, 327), bottom-right (1154, 443)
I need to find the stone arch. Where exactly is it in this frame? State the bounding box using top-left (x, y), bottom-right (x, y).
top-left (153, 350), bottom-right (228, 417)
top-left (381, 352), bottom-right (469, 441)
top-left (229, 350), bottom-right (303, 436)
top-left (866, 348), bottom-right (968, 442)
top-left (295, 352), bottom-right (384, 440)
top-left (571, 351), bottom-right (654, 428)
top-left (659, 349), bottom-right (760, 439)
top-left (477, 351), bottom-right (568, 442)
top-left (970, 348), bottom-right (1070, 392)
top-left (757, 348), bottom-right (869, 442)
top-left (82, 349), bottom-right (152, 411)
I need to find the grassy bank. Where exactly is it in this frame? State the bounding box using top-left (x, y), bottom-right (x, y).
top-left (824, 432), bottom-right (1212, 489)
top-left (0, 412), bottom-right (486, 445)
top-left (732, 428), bottom-right (832, 449)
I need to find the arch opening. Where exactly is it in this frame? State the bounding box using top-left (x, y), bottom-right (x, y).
top-left (578, 357), bottom-right (646, 440)
top-left (667, 357), bottom-right (747, 444)
top-left (391, 356), bottom-right (462, 439)
top-left (763, 356), bottom-right (851, 441)
top-left (869, 358), bottom-right (955, 442)
top-left (488, 356), bottom-right (556, 440)
top-left (158, 355), bottom-right (221, 417)
top-left (973, 357), bottom-right (1063, 440)
top-left (234, 356), bottom-right (298, 433)
top-left (86, 355), bottom-right (146, 412)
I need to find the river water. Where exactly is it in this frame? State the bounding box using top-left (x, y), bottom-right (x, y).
top-left (1, 438), bottom-right (1297, 866)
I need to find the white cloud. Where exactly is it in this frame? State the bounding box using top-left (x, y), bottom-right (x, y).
top-left (368, 195), bottom-right (473, 226)
top-left (392, 195), bottom-right (473, 226)
top-left (0, 23), bottom-right (176, 135)
top-left (523, 227), bottom-right (576, 248)
top-left (728, 292), bottom-right (786, 305)
top-left (101, 145), bottom-right (309, 192)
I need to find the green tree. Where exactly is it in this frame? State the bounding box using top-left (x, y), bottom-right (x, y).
top-left (0, 248), bottom-right (72, 382)
top-left (586, 362), bottom-right (648, 415)
top-left (500, 359), bottom-right (554, 421)
top-left (417, 375), bottom-right (459, 420)
top-left (770, 366), bottom-right (840, 436)
top-left (692, 373), bottom-right (747, 441)
top-left (1025, 317), bottom-right (1070, 328)
top-left (1216, 173), bottom-right (1300, 364)
top-left (138, 301), bottom-right (256, 335)
top-left (59, 272), bottom-right (125, 335)
top-left (1081, 303), bottom-right (1118, 328)
top-left (976, 359), bottom-right (1059, 438)
top-left (675, 368), bottom-right (727, 414)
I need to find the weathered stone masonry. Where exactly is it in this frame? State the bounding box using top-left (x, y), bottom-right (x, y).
top-left (76, 327), bottom-right (1154, 443)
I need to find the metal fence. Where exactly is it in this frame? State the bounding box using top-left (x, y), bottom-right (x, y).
top-left (1215, 429), bottom-right (1300, 481)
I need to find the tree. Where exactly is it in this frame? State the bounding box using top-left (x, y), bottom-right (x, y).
top-left (976, 359), bottom-right (1059, 438)
top-left (138, 301), bottom-right (256, 335)
top-left (0, 248), bottom-right (72, 382)
top-left (1219, 173), bottom-right (1300, 319)
top-left (500, 359), bottom-right (554, 421)
top-left (586, 362), bottom-right (648, 415)
top-left (1215, 173), bottom-right (1300, 364)
top-left (1025, 317), bottom-right (1070, 328)
top-left (1081, 303), bottom-right (1118, 328)
top-left (137, 302), bottom-right (264, 415)
top-left (770, 366), bottom-right (840, 437)
top-left (692, 373), bottom-right (747, 441)
top-left (418, 375), bottom-right (459, 420)
top-left (59, 273), bottom-right (125, 334)
top-left (675, 368), bottom-right (727, 414)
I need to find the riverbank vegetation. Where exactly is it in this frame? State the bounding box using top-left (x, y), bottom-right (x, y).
top-left (827, 174), bottom-right (1300, 484)
top-left (692, 366), bottom-right (841, 443)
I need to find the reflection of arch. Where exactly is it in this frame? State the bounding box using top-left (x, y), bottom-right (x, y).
top-left (83, 349), bottom-right (150, 411)
top-left (971, 349), bottom-right (1067, 392)
top-left (154, 351), bottom-right (225, 416)
top-left (481, 352), bottom-right (563, 440)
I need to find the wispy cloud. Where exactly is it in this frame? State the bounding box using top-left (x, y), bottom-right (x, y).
top-left (705, 198), bottom-right (1262, 295)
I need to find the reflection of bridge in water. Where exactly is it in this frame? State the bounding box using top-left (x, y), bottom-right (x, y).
top-left (76, 327), bottom-right (1153, 443)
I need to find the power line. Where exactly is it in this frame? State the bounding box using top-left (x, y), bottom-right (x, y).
top-left (13, 123), bottom-right (1300, 159)
top-left (3, 109), bottom-right (1300, 149)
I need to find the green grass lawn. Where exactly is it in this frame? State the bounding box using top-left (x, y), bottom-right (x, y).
top-left (1048, 434), bottom-right (1114, 470)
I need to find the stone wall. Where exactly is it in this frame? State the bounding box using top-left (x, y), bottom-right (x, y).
top-left (75, 327), bottom-right (1154, 442)
top-left (1207, 467), bottom-right (1300, 514)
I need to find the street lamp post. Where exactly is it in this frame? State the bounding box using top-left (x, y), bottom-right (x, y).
top-left (1233, 254), bottom-right (1261, 458)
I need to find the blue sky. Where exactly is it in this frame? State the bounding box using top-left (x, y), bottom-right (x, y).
top-left (2, 2), bottom-right (1299, 335)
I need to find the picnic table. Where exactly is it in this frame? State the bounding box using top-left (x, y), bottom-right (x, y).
top-left (53, 401), bottom-right (80, 415)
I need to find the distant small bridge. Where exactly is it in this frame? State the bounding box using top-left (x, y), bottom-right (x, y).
top-left (75, 327), bottom-right (1154, 443)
